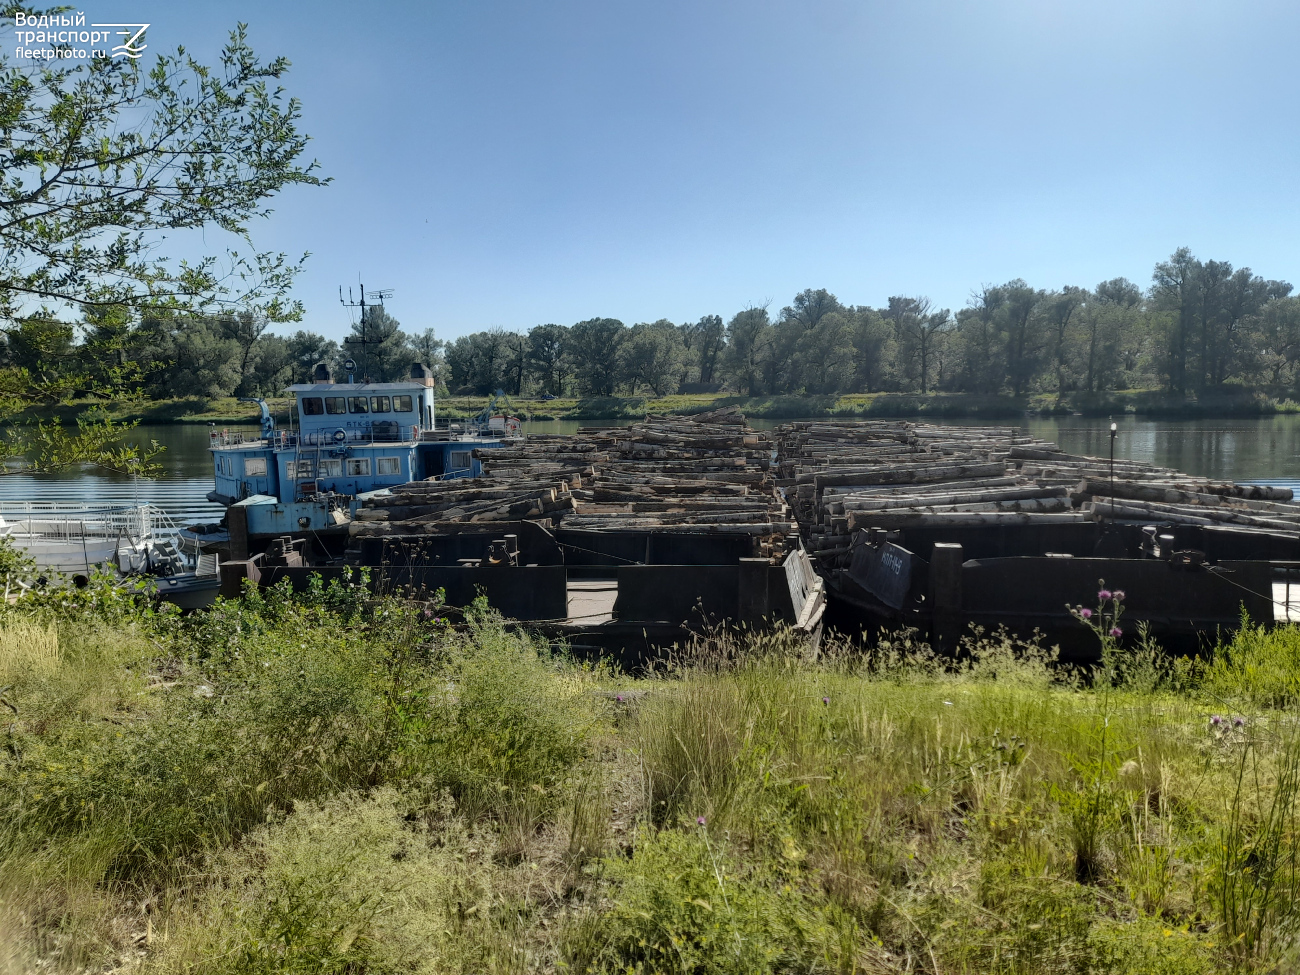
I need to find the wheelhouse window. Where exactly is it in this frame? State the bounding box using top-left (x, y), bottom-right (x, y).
top-left (393, 395), bottom-right (413, 412)
top-left (301, 397), bottom-right (325, 416)
top-left (325, 397), bottom-right (347, 415)
top-left (376, 457), bottom-right (401, 475)
top-left (244, 457), bottom-right (267, 476)
top-left (449, 450), bottom-right (472, 470)
top-left (346, 457), bottom-right (371, 476)
top-left (369, 396), bottom-right (391, 413)
top-left (348, 397), bottom-right (369, 413)
top-left (320, 459), bottom-right (342, 476)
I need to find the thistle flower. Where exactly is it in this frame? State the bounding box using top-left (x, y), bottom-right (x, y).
top-left (1098, 589), bottom-right (1113, 600)
top-left (1110, 627), bottom-right (1122, 638)
top-left (1211, 715), bottom-right (1222, 726)
top-left (1113, 590), bottom-right (1125, 601)
top-left (697, 816), bottom-right (707, 826)
top-left (1079, 608), bottom-right (1093, 619)
top-left (822, 696), bottom-right (830, 705)
top-left (1234, 716), bottom-right (1246, 728)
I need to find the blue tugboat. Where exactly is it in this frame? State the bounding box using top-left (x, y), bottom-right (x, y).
top-left (194, 363), bottom-right (509, 558)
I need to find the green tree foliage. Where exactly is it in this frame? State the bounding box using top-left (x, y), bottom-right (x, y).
top-left (782, 288), bottom-right (842, 329)
top-left (247, 334), bottom-right (294, 396)
top-left (408, 328), bottom-right (446, 388)
top-left (848, 306), bottom-right (894, 392)
top-left (721, 307), bottom-right (772, 396)
top-left (217, 311), bottom-right (272, 396)
top-left (621, 320), bottom-right (684, 396)
top-left (447, 328), bottom-right (514, 394)
top-left (345, 306), bottom-right (411, 382)
top-left (569, 318), bottom-right (625, 396)
top-left (501, 330), bottom-right (528, 395)
top-left (527, 324), bottom-right (569, 396)
top-left (1254, 298), bottom-right (1300, 385)
top-left (0, 14), bottom-right (323, 468)
top-left (685, 315), bottom-right (725, 386)
top-left (885, 296), bottom-right (952, 395)
top-left (285, 330), bottom-right (340, 385)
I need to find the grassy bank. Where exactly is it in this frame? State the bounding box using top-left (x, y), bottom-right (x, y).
top-left (6, 581), bottom-right (1300, 971)
top-left (23, 386), bottom-right (1300, 427)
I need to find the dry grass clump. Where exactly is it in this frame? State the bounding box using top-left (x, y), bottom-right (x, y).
top-left (0, 620), bottom-right (58, 683)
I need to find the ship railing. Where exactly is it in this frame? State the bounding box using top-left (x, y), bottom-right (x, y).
top-left (209, 429), bottom-right (261, 448)
top-left (215, 426), bottom-right (506, 452)
top-left (296, 425), bottom-right (425, 448)
top-left (0, 501), bottom-right (177, 542)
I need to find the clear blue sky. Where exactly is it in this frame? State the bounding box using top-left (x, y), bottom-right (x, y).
top-left (50, 1), bottom-right (1300, 340)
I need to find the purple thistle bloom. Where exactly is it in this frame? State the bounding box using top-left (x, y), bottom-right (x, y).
top-left (697, 816), bottom-right (707, 826)
top-left (822, 696), bottom-right (830, 705)
top-left (1110, 627), bottom-right (1123, 638)
top-left (1234, 716), bottom-right (1246, 728)
top-left (1113, 590), bottom-right (1125, 601)
top-left (1211, 715), bottom-right (1222, 726)
top-left (1098, 589), bottom-right (1113, 601)
top-left (1080, 608), bottom-right (1093, 619)
top-left (615, 694), bottom-right (624, 703)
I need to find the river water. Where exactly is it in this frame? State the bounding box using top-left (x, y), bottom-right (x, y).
top-left (3, 415), bottom-right (1300, 525)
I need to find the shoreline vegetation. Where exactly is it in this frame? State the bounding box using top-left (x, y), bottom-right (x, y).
top-left (6, 578), bottom-right (1300, 972)
top-left (26, 387), bottom-right (1300, 427)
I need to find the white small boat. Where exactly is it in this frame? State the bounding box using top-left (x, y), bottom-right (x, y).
top-left (0, 501), bottom-right (174, 576)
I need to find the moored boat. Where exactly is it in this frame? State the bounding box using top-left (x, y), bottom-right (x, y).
top-left (0, 501), bottom-right (171, 575)
top-left (198, 363), bottom-right (511, 559)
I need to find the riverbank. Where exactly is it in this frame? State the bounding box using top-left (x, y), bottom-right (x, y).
top-left (27, 387), bottom-right (1300, 426)
top-left (3, 582), bottom-right (1299, 972)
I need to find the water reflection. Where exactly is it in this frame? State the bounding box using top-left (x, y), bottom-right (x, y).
top-left (1028, 416), bottom-right (1300, 482)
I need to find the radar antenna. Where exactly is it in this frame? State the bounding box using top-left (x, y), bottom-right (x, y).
top-left (339, 281), bottom-right (394, 382)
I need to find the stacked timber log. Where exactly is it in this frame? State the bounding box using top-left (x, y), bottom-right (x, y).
top-left (352, 408), bottom-right (793, 543)
top-left (773, 419), bottom-right (1300, 567)
top-left (350, 477), bottom-right (581, 530)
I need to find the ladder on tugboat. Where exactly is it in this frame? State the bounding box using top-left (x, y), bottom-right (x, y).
top-left (292, 442), bottom-right (325, 500)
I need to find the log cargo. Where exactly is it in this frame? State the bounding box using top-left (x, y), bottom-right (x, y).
top-left (351, 408), bottom-right (792, 551)
top-left (767, 418), bottom-right (1299, 574)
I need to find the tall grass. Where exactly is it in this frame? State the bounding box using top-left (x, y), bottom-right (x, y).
top-left (11, 581), bottom-right (1300, 971)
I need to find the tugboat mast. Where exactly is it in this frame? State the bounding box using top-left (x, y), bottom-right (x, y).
top-left (339, 281), bottom-right (393, 382)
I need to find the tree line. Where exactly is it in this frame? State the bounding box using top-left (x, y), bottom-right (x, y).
top-left (12, 248), bottom-right (1300, 402)
top-left (2, 304), bottom-right (442, 401)
top-left (436, 249), bottom-right (1300, 400)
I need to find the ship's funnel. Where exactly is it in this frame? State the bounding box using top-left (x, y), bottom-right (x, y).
top-left (312, 362), bottom-right (332, 384)
top-left (410, 362), bottom-right (435, 386)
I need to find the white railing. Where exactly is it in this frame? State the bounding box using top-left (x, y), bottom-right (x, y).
top-left (209, 430), bottom-right (260, 448)
top-left (0, 502), bottom-right (177, 542)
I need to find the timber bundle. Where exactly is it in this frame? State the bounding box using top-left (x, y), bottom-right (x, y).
top-left (775, 419), bottom-right (1298, 565)
top-left (352, 408), bottom-right (793, 544)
